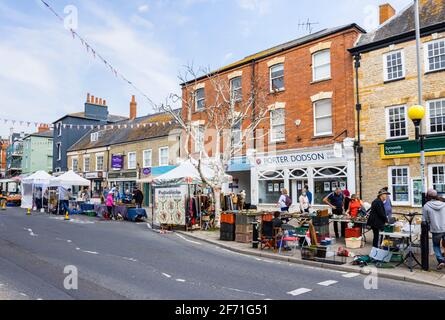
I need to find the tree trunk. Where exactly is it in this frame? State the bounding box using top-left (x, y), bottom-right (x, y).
top-left (213, 187), bottom-right (222, 228)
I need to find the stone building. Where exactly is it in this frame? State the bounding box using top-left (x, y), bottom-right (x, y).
top-left (182, 23), bottom-right (365, 209)
top-left (350, 1), bottom-right (445, 211)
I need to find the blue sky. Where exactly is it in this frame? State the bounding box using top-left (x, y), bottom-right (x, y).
top-left (0, 0), bottom-right (412, 137)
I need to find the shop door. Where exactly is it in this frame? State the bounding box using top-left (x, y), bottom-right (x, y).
top-left (291, 180), bottom-right (307, 205)
top-left (144, 183), bottom-right (150, 207)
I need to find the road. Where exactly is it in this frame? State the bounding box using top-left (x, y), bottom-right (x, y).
top-left (0, 207), bottom-right (443, 300)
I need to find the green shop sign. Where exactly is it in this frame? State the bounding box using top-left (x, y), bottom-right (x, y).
top-left (380, 136), bottom-right (445, 159)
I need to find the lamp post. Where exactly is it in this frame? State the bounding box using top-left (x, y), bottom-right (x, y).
top-left (408, 105), bottom-right (426, 205)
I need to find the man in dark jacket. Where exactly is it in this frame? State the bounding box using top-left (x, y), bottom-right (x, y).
top-left (367, 188), bottom-right (390, 248)
top-left (132, 186), bottom-right (144, 208)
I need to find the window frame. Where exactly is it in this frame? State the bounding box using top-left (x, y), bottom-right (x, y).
top-left (57, 122), bottom-right (62, 137)
top-left (159, 147), bottom-right (169, 166)
top-left (383, 49), bottom-right (405, 82)
top-left (270, 108), bottom-right (286, 142)
top-left (426, 98), bottom-right (445, 134)
top-left (95, 154), bottom-right (104, 172)
top-left (429, 164), bottom-right (445, 197)
top-left (313, 98), bottom-right (333, 137)
top-left (195, 88), bottom-right (205, 111)
top-left (83, 156), bottom-right (90, 173)
top-left (385, 105), bottom-right (408, 140)
top-left (388, 166), bottom-right (411, 206)
top-left (312, 49), bottom-right (331, 82)
top-left (230, 76), bottom-right (242, 103)
top-left (269, 63), bottom-right (285, 92)
top-left (90, 132), bottom-right (99, 142)
top-left (143, 149), bottom-right (152, 168)
top-left (424, 38), bottom-right (445, 73)
top-left (71, 157), bottom-right (78, 172)
top-left (127, 151), bottom-right (137, 170)
top-left (56, 142), bottom-right (61, 161)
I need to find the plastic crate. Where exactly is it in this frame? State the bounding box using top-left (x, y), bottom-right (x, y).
top-left (301, 246), bottom-right (317, 260)
top-left (221, 213), bottom-right (235, 224)
top-left (345, 227), bottom-right (361, 238)
top-left (345, 237), bottom-right (362, 249)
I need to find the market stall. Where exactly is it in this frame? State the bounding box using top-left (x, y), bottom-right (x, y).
top-left (21, 170), bottom-right (53, 211)
top-left (0, 178), bottom-right (22, 207)
top-left (152, 160), bottom-right (231, 231)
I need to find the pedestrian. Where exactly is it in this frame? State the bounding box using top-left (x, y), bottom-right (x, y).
top-left (123, 189), bottom-right (133, 204)
top-left (342, 189), bottom-right (351, 213)
top-left (367, 188), bottom-right (390, 248)
top-left (345, 194), bottom-right (364, 218)
top-left (422, 189), bottom-right (445, 270)
top-left (132, 186), bottom-right (144, 208)
top-left (299, 190), bottom-right (310, 213)
top-left (382, 186), bottom-right (393, 222)
top-left (106, 188), bottom-right (115, 220)
top-left (277, 188), bottom-right (292, 212)
top-left (323, 188), bottom-right (345, 238)
top-left (304, 185), bottom-right (313, 205)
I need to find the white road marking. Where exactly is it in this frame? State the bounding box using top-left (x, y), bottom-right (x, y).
top-left (287, 288), bottom-right (312, 296)
top-left (82, 250), bottom-right (99, 255)
top-left (67, 240), bottom-right (72, 243)
top-left (176, 279), bottom-right (186, 282)
top-left (146, 223), bottom-right (152, 229)
top-left (222, 287), bottom-right (265, 297)
top-left (122, 257), bottom-right (137, 262)
top-left (162, 273), bottom-right (172, 278)
top-left (318, 280), bottom-right (338, 287)
top-left (176, 233), bottom-right (201, 245)
top-left (19, 293), bottom-right (28, 297)
top-left (342, 273), bottom-right (360, 278)
top-left (24, 228), bottom-right (37, 237)
top-left (37, 298), bottom-right (43, 300)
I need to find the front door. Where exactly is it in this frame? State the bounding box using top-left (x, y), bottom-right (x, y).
top-left (291, 180), bottom-right (307, 208)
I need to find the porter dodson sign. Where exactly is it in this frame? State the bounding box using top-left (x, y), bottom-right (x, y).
top-left (255, 149), bottom-right (340, 168)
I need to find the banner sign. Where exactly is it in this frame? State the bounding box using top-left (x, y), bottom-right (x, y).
top-left (111, 155), bottom-right (123, 169)
top-left (155, 186), bottom-right (187, 226)
top-left (380, 136), bottom-right (445, 159)
top-left (255, 149), bottom-right (342, 169)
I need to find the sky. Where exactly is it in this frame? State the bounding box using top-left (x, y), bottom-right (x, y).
top-left (0, 0), bottom-right (413, 138)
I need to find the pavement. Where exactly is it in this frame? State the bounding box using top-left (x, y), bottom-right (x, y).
top-left (0, 207), bottom-right (445, 300)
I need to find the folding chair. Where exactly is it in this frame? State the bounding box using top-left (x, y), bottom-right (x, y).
top-left (260, 221), bottom-right (275, 250)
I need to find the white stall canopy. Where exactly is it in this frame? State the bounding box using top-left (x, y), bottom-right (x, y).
top-left (50, 170), bottom-right (90, 187)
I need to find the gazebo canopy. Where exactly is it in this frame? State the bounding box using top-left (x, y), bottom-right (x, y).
top-left (22, 170), bottom-right (53, 185)
top-left (49, 170), bottom-right (90, 187)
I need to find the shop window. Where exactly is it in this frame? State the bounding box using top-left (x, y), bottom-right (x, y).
top-left (270, 108), bottom-right (285, 142)
top-left (431, 165), bottom-right (445, 197)
top-left (389, 166), bottom-right (410, 204)
top-left (427, 98), bottom-right (445, 134)
top-left (314, 178), bottom-right (347, 205)
top-left (383, 50), bottom-right (404, 81)
top-left (426, 39), bottom-right (445, 73)
top-left (313, 99), bottom-right (332, 136)
top-left (270, 64), bottom-right (284, 92)
top-left (312, 49), bottom-right (331, 82)
top-left (258, 180), bottom-right (285, 204)
top-left (385, 105), bottom-right (407, 139)
top-left (411, 178), bottom-right (422, 207)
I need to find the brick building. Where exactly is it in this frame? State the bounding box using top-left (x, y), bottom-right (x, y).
top-left (350, 1), bottom-right (445, 210)
top-left (182, 23), bottom-right (364, 208)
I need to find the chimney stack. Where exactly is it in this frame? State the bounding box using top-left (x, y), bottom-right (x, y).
top-left (379, 3), bottom-right (396, 25)
top-left (38, 124), bottom-right (50, 133)
top-left (130, 95), bottom-right (137, 120)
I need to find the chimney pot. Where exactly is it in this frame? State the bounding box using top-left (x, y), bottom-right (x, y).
top-left (87, 93), bottom-right (90, 103)
top-left (379, 3), bottom-right (396, 25)
top-left (103, 99), bottom-right (106, 106)
top-left (95, 97), bottom-right (99, 104)
top-left (99, 98), bottom-right (103, 105)
top-left (91, 95), bottom-right (95, 104)
top-left (130, 95), bottom-right (137, 120)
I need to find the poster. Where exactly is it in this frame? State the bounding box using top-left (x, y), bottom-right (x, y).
top-left (268, 183), bottom-right (273, 192)
top-left (280, 183), bottom-right (284, 191)
top-left (340, 181), bottom-right (346, 190)
top-left (324, 182), bottom-right (331, 192)
top-left (274, 183), bottom-right (280, 192)
top-left (155, 185), bottom-right (187, 225)
top-left (332, 181), bottom-right (338, 189)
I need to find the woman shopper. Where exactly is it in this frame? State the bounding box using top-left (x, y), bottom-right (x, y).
top-left (277, 188), bottom-right (292, 212)
top-left (345, 194), bottom-right (364, 218)
top-left (106, 188), bottom-right (115, 220)
top-left (299, 190), bottom-right (311, 213)
top-left (367, 189), bottom-right (390, 248)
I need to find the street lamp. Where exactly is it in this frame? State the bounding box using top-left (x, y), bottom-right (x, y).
top-left (408, 104), bottom-right (426, 204)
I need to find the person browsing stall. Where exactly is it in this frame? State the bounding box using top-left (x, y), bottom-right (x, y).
top-left (132, 186), bottom-right (144, 208)
top-left (299, 191), bottom-right (311, 213)
top-left (323, 188), bottom-right (345, 238)
top-left (422, 189), bottom-right (445, 270)
top-left (277, 188), bottom-right (292, 212)
top-left (367, 188), bottom-right (390, 248)
top-left (345, 194), bottom-right (364, 218)
top-left (304, 185), bottom-right (313, 205)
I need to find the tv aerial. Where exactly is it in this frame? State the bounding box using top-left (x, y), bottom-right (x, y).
top-left (298, 18), bottom-right (319, 34)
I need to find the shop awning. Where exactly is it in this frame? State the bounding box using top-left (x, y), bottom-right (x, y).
top-left (227, 157), bottom-right (251, 172)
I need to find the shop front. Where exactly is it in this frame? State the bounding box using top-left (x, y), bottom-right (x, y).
top-left (138, 165), bottom-right (178, 207)
top-left (226, 156), bottom-right (251, 204)
top-left (108, 170), bottom-right (138, 193)
top-left (84, 171), bottom-right (107, 199)
top-left (250, 139), bottom-right (356, 210)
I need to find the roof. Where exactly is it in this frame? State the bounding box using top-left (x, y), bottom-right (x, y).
top-left (352, 0), bottom-right (445, 53)
top-left (182, 23), bottom-right (365, 86)
top-left (68, 111), bottom-right (181, 152)
top-left (25, 130), bottom-right (54, 139)
top-left (53, 112), bottom-right (128, 124)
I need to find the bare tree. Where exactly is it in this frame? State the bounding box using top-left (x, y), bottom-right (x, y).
top-left (159, 64), bottom-right (270, 227)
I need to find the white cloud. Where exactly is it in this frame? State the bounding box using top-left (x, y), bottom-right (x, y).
top-left (238, 0), bottom-right (271, 16)
top-left (130, 14), bottom-right (154, 29)
top-left (138, 4), bottom-right (150, 13)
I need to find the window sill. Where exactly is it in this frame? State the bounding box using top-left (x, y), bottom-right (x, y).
top-left (312, 134), bottom-right (333, 140)
top-left (425, 68), bottom-right (445, 76)
top-left (310, 77), bottom-right (332, 85)
top-left (269, 89), bottom-right (285, 95)
top-left (383, 77), bottom-right (405, 84)
top-left (270, 140), bottom-right (287, 145)
top-left (425, 132), bottom-right (445, 138)
top-left (385, 137), bottom-right (409, 142)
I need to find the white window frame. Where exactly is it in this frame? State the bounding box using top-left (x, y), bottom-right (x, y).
top-left (410, 177), bottom-right (423, 208)
top-left (426, 98), bottom-right (445, 134)
top-left (312, 49), bottom-right (331, 82)
top-left (159, 147), bottom-right (169, 166)
top-left (429, 164), bottom-right (445, 197)
top-left (269, 63), bottom-right (285, 92)
top-left (127, 152), bottom-right (137, 170)
top-left (143, 149), bottom-right (152, 168)
top-left (388, 166), bottom-right (411, 206)
top-left (313, 99), bottom-right (333, 137)
top-left (195, 88), bottom-right (205, 111)
top-left (230, 76), bottom-right (242, 103)
top-left (383, 50), bottom-right (405, 82)
top-left (71, 157), bottom-right (78, 172)
top-left (385, 105), bottom-right (408, 139)
top-left (83, 156), bottom-right (90, 173)
top-left (270, 108), bottom-right (285, 142)
top-left (56, 142), bottom-right (61, 161)
top-left (90, 132), bottom-right (99, 142)
top-left (96, 154), bottom-right (104, 172)
top-left (424, 38), bottom-right (445, 73)
top-left (57, 122), bottom-right (62, 137)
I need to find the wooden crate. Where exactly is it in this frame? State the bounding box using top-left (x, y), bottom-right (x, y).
top-left (235, 224), bottom-right (253, 234)
top-left (235, 233), bottom-right (252, 243)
